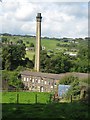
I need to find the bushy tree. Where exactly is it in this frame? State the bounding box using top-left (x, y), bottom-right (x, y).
top-left (40, 51), bottom-right (72, 73)
top-left (30, 43), bottom-right (34, 47)
top-left (17, 39), bottom-right (23, 44)
top-left (25, 58), bottom-right (34, 69)
top-left (2, 37), bottom-right (7, 43)
top-left (2, 44), bottom-right (26, 70)
top-left (2, 70), bottom-right (24, 90)
top-left (67, 79), bottom-right (80, 96)
top-left (59, 75), bottom-right (78, 85)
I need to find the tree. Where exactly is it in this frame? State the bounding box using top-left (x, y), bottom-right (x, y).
top-left (2, 44), bottom-right (26, 70)
top-left (40, 51), bottom-right (72, 73)
top-left (73, 44), bottom-right (89, 73)
top-left (67, 79), bottom-right (80, 97)
top-left (2, 37), bottom-right (8, 44)
top-left (40, 50), bottom-right (50, 72)
top-left (26, 41), bottom-right (29, 44)
top-left (30, 43), bottom-right (34, 47)
top-left (2, 70), bottom-right (24, 90)
top-left (25, 58), bottom-right (34, 69)
top-left (59, 75), bottom-right (78, 85)
top-left (17, 39), bottom-right (23, 44)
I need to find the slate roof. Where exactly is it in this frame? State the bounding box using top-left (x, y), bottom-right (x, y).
top-left (21, 71), bottom-right (88, 80)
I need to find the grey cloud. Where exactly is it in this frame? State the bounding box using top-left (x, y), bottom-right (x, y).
top-left (1, 2), bottom-right (88, 38)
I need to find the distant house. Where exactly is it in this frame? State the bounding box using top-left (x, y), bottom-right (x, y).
top-left (64, 52), bottom-right (77, 57)
top-left (20, 71), bottom-right (88, 93)
top-left (25, 47), bottom-right (35, 51)
top-left (69, 53), bottom-right (77, 57)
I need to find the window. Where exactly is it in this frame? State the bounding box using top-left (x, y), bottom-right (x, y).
top-left (38, 79), bottom-right (40, 83)
top-left (45, 81), bottom-right (47, 84)
top-left (51, 86), bottom-right (53, 88)
top-left (35, 78), bottom-right (38, 83)
top-left (41, 80), bottom-right (43, 84)
top-left (49, 82), bottom-right (50, 85)
top-left (32, 79), bottom-right (34, 83)
top-left (27, 78), bottom-right (29, 82)
top-left (40, 86), bottom-right (44, 92)
top-left (38, 86), bottom-right (40, 92)
top-left (24, 77), bottom-right (26, 81)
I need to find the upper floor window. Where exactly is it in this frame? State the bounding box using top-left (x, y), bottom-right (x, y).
top-left (27, 78), bottom-right (29, 82)
top-left (48, 81), bottom-right (50, 85)
top-left (24, 77), bottom-right (26, 81)
top-left (51, 86), bottom-right (53, 88)
top-left (41, 80), bottom-right (43, 84)
top-left (32, 79), bottom-right (34, 83)
top-left (38, 79), bottom-right (40, 83)
top-left (45, 81), bottom-right (47, 84)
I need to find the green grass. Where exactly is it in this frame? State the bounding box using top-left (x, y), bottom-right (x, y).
top-left (2, 102), bottom-right (88, 119)
top-left (1, 92), bottom-right (89, 119)
top-left (25, 51), bottom-right (35, 60)
top-left (2, 35), bottom-right (68, 50)
top-left (2, 35), bottom-right (71, 60)
top-left (2, 92), bottom-right (51, 104)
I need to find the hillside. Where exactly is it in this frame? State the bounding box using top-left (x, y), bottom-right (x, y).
top-left (1, 34), bottom-right (88, 60)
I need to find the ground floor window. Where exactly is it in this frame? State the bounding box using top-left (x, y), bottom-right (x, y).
top-left (40, 86), bottom-right (44, 92)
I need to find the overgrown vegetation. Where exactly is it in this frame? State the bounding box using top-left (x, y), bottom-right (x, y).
top-left (59, 75), bottom-right (88, 102)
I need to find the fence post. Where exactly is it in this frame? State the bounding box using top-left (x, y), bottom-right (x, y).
top-left (35, 94), bottom-right (37, 104)
top-left (17, 93), bottom-right (19, 104)
top-left (49, 94), bottom-right (52, 103)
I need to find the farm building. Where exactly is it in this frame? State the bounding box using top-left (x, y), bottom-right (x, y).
top-left (21, 71), bottom-right (88, 93)
top-left (25, 47), bottom-right (35, 51)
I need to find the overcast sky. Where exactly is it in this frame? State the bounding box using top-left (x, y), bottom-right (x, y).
top-left (0, 0), bottom-right (88, 38)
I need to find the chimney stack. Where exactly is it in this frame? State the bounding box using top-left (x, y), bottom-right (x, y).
top-left (35, 13), bottom-right (42, 72)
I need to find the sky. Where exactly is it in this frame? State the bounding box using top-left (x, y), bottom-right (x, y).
top-left (0, 0), bottom-right (88, 38)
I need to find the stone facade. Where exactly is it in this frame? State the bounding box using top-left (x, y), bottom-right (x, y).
top-left (21, 71), bottom-right (61, 92)
top-left (21, 71), bottom-right (88, 92)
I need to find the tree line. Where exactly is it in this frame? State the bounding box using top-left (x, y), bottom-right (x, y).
top-left (1, 37), bottom-right (89, 73)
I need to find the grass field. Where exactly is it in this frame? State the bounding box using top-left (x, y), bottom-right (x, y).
top-left (3, 35), bottom-right (68, 50)
top-left (2, 92), bottom-right (51, 104)
top-left (25, 51), bottom-right (35, 60)
top-left (1, 92), bottom-right (89, 119)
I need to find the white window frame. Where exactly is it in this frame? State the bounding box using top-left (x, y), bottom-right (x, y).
top-left (38, 79), bottom-right (40, 83)
top-left (24, 77), bottom-right (26, 81)
top-left (51, 86), bottom-right (53, 88)
top-left (45, 81), bottom-right (47, 84)
top-left (32, 79), bottom-right (34, 83)
top-left (27, 78), bottom-right (29, 82)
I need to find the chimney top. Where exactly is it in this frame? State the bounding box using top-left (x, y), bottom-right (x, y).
top-left (36, 13), bottom-right (42, 22)
top-left (37, 13), bottom-right (41, 17)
